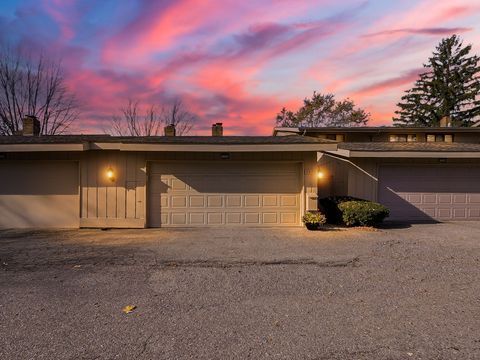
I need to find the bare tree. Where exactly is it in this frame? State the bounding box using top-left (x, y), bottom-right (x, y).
top-left (0, 48), bottom-right (79, 135)
top-left (108, 99), bottom-right (196, 136)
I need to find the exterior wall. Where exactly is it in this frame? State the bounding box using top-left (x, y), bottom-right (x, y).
top-left (319, 154), bottom-right (480, 203)
top-left (0, 160), bottom-right (79, 228)
top-left (0, 150), bottom-right (318, 228)
top-left (302, 131), bottom-right (480, 143)
top-left (80, 150), bottom-right (317, 228)
top-left (79, 151), bottom-right (146, 228)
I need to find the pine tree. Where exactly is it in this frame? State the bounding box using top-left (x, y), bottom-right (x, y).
top-left (394, 35), bottom-right (480, 127)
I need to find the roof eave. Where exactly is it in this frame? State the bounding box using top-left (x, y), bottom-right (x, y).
top-left (326, 149), bottom-right (480, 158)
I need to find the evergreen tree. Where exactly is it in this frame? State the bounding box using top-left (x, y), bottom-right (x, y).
top-left (394, 35), bottom-right (480, 127)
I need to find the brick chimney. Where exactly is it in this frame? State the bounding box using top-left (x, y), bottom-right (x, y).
top-left (164, 124), bottom-right (176, 136)
top-left (212, 123), bottom-right (223, 136)
top-left (440, 116), bottom-right (452, 127)
top-left (22, 115), bottom-right (40, 136)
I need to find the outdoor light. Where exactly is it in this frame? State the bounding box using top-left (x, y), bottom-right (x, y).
top-left (317, 170), bottom-right (325, 179)
top-left (106, 167), bottom-right (115, 182)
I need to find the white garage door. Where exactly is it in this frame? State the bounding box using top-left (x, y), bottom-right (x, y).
top-left (148, 162), bottom-right (302, 227)
top-left (378, 165), bottom-right (480, 221)
top-left (0, 161), bottom-right (79, 228)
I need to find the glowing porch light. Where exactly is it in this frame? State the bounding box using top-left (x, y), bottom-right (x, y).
top-left (106, 167), bottom-right (115, 182)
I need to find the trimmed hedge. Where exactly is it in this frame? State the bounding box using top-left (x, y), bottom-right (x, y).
top-left (338, 201), bottom-right (389, 227)
top-left (318, 196), bottom-right (364, 224)
top-left (319, 196), bottom-right (389, 226)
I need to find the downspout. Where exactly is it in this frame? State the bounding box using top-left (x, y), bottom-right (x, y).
top-left (319, 151), bottom-right (378, 182)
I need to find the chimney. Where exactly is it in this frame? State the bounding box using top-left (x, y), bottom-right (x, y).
top-left (164, 124), bottom-right (176, 136)
top-left (212, 123), bottom-right (223, 136)
top-left (22, 115), bottom-right (40, 136)
top-left (439, 116), bottom-right (452, 127)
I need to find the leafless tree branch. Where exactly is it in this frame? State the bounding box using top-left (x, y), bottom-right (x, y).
top-left (107, 98), bottom-right (197, 136)
top-left (0, 47), bottom-right (80, 135)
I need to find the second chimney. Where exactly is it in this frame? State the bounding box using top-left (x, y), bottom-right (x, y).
top-left (22, 115), bottom-right (41, 136)
top-left (164, 124), bottom-right (176, 136)
top-left (440, 116), bottom-right (452, 127)
top-left (212, 123), bottom-right (223, 136)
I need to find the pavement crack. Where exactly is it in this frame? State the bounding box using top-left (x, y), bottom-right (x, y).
top-left (137, 333), bottom-right (153, 358)
top-left (156, 257), bottom-right (359, 269)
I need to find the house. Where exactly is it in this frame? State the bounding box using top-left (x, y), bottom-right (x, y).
top-left (2, 116), bottom-right (480, 228)
top-left (0, 117), bottom-right (335, 228)
top-left (274, 126), bottom-right (480, 222)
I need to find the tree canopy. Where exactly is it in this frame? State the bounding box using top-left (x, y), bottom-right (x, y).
top-left (394, 35), bottom-right (480, 127)
top-left (276, 92), bottom-right (370, 128)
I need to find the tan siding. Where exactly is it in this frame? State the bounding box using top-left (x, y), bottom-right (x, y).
top-left (78, 151), bottom-right (146, 227)
top-left (106, 151), bottom-right (117, 218)
top-left (116, 152), bottom-right (126, 219)
top-left (0, 161), bottom-right (79, 228)
top-left (135, 153), bottom-right (146, 219)
top-left (86, 152), bottom-right (98, 218)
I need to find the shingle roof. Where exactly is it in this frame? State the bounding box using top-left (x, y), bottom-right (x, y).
top-left (296, 126), bottom-right (480, 133)
top-left (338, 142), bottom-right (480, 152)
top-left (0, 135), bottom-right (334, 145)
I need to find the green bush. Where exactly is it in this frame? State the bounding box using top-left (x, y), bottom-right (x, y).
top-left (338, 200), bottom-right (389, 227)
top-left (318, 196), bottom-right (364, 224)
top-left (302, 211), bottom-right (327, 225)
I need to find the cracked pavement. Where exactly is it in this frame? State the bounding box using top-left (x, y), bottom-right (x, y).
top-left (1, 223), bottom-right (480, 359)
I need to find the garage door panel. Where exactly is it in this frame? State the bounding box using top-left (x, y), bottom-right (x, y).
top-left (379, 165), bottom-right (480, 221)
top-left (148, 162), bottom-right (302, 227)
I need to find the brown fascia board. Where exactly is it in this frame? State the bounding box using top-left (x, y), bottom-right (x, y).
top-left (0, 141), bottom-right (337, 153)
top-left (0, 143), bottom-right (85, 152)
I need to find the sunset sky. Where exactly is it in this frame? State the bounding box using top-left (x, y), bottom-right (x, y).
top-left (1, 0), bottom-right (479, 135)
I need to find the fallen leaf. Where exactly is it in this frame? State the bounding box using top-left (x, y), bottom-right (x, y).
top-left (122, 305), bottom-right (137, 314)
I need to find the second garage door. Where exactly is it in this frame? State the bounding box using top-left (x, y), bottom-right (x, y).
top-left (378, 165), bottom-right (480, 221)
top-left (148, 162), bottom-right (302, 227)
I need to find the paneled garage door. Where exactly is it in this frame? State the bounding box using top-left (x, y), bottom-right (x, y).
top-left (148, 162), bottom-right (302, 227)
top-left (0, 161), bottom-right (79, 228)
top-left (378, 165), bottom-right (480, 221)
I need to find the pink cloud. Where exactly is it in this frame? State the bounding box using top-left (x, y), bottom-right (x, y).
top-left (351, 68), bottom-right (424, 99)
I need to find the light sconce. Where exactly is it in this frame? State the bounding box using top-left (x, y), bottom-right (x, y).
top-left (106, 167), bottom-right (115, 182)
top-left (317, 170), bottom-right (325, 180)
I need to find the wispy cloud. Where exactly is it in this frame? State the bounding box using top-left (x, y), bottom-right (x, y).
top-left (363, 27), bottom-right (472, 37)
top-left (0, 0), bottom-right (479, 133)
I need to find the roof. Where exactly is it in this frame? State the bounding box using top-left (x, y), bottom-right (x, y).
top-left (338, 142), bottom-right (480, 152)
top-left (0, 135), bottom-right (333, 145)
top-left (274, 126), bottom-right (480, 135)
top-left (328, 141), bottom-right (480, 158)
top-left (0, 135), bottom-right (337, 153)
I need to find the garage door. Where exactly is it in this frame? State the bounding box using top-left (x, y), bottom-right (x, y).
top-left (0, 161), bottom-right (79, 228)
top-left (148, 162), bottom-right (302, 227)
top-left (378, 165), bottom-right (480, 221)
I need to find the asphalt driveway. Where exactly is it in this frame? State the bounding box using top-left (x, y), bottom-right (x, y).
top-left (1, 223), bottom-right (480, 359)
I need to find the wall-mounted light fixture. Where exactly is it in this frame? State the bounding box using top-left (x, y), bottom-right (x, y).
top-left (106, 167), bottom-right (115, 182)
top-left (317, 170), bottom-right (325, 179)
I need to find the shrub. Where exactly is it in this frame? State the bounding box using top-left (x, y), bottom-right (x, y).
top-left (338, 201), bottom-right (389, 227)
top-left (302, 211), bottom-right (327, 225)
top-left (318, 196), bottom-right (365, 224)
